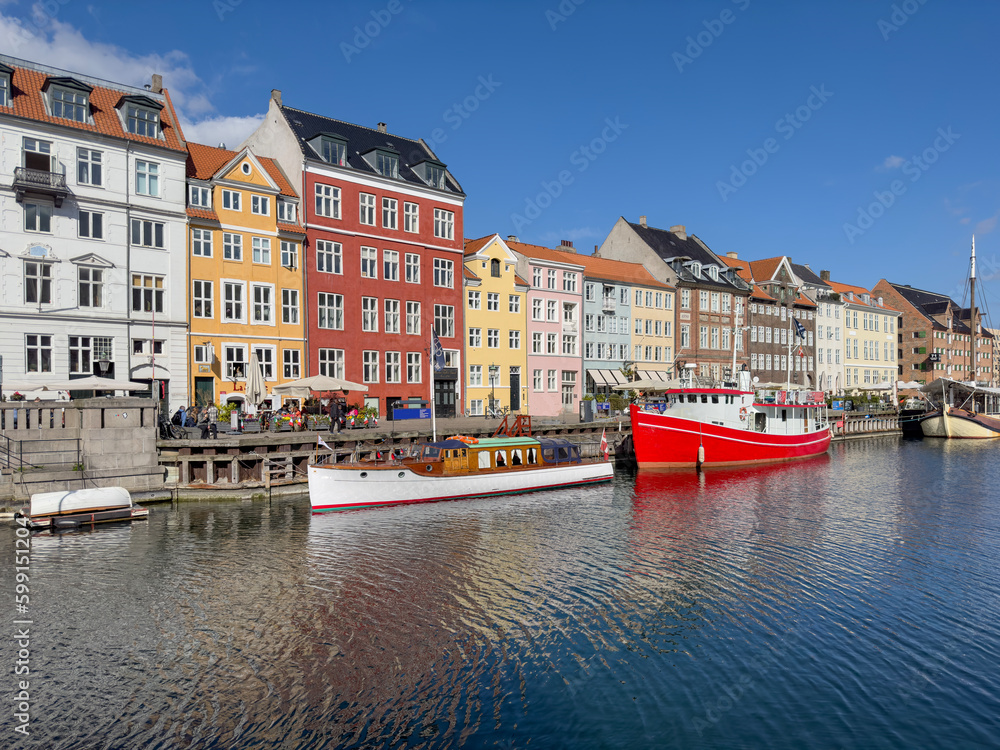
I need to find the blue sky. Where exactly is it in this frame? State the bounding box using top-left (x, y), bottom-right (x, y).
top-left (3, 0), bottom-right (998, 310)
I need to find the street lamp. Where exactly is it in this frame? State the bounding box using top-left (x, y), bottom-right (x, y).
top-left (488, 364), bottom-right (499, 416)
top-left (97, 357), bottom-right (110, 375)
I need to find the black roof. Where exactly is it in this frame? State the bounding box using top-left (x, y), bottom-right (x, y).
top-left (885, 281), bottom-right (952, 310)
top-left (279, 105), bottom-right (464, 195)
top-left (627, 221), bottom-right (746, 291)
top-left (791, 263), bottom-right (830, 288)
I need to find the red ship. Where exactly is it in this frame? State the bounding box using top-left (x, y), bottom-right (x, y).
top-left (629, 371), bottom-right (832, 469)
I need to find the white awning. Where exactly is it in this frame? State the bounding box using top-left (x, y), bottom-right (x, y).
top-left (638, 370), bottom-right (669, 381)
top-left (588, 368), bottom-right (628, 386)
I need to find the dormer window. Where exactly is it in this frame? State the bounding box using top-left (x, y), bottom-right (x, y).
top-left (118, 95), bottom-right (164, 138)
top-left (44, 77), bottom-right (92, 123)
top-left (707, 265), bottom-right (719, 281)
top-left (189, 185), bottom-right (211, 208)
top-left (862, 293), bottom-right (870, 304)
top-left (307, 133), bottom-right (348, 166)
top-left (375, 151), bottom-right (398, 178)
top-left (277, 199), bottom-right (297, 223)
top-left (413, 159), bottom-right (447, 189)
top-left (690, 262), bottom-right (702, 278)
top-left (0, 63), bottom-right (11, 107)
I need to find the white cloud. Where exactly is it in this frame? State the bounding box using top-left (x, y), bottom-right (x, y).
top-left (878, 155), bottom-right (905, 171)
top-left (0, 9), bottom-right (260, 146)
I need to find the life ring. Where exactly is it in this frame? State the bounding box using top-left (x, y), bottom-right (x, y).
top-left (451, 435), bottom-right (479, 445)
top-left (739, 407), bottom-right (748, 421)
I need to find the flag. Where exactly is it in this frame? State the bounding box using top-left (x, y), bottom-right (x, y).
top-left (317, 435), bottom-right (333, 452)
top-left (799, 345), bottom-right (806, 358)
top-left (431, 329), bottom-right (445, 372)
top-left (600, 428), bottom-right (609, 461)
top-left (792, 317), bottom-right (806, 340)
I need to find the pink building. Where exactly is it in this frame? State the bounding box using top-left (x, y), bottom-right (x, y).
top-left (507, 237), bottom-right (585, 418)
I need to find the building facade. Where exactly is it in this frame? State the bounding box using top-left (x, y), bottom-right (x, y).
top-left (0, 56), bottom-right (189, 405)
top-left (829, 281), bottom-right (901, 390)
top-left (242, 91), bottom-right (466, 417)
top-left (462, 235), bottom-right (528, 416)
top-left (185, 143), bottom-right (306, 408)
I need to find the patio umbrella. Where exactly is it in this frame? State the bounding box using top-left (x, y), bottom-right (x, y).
top-left (32, 376), bottom-right (149, 391)
top-left (612, 377), bottom-right (681, 391)
top-left (272, 374), bottom-right (369, 397)
top-left (245, 352), bottom-right (267, 407)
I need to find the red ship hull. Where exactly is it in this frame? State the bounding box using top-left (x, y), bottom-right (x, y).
top-left (630, 404), bottom-right (832, 468)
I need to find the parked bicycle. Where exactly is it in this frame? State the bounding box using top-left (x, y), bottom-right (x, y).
top-left (486, 404), bottom-right (509, 420)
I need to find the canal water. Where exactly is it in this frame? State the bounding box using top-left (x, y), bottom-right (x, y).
top-left (2, 436), bottom-right (1000, 749)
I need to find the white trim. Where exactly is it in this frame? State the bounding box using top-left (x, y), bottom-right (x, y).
top-left (250, 281), bottom-right (277, 327)
top-left (187, 332), bottom-right (306, 342)
top-left (303, 163), bottom-right (465, 206)
top-left (304, 222), bottom-right (463, 253)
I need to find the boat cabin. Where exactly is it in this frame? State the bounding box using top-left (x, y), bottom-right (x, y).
top-left (415, 437), bottom-right (582, 473)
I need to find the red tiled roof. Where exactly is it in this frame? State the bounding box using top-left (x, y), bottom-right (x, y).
top-left (462, 266), bottom-right (479, 280)
top-left (3, 64), bottom-right (185, 152)
top-left (748, 257), bottom-right (783, 281)
top-left (186, 207), bottom-right (219, 222)
top-left (464, 235), bottom-right (495, 256)
top-left (276, 221), bottom-right (306, 235)
top-left (828, 280), bottom-right (900, 313)
top-left (751, 284), bottom-right (775, 301)
top-left (187, 142), bottom-right (299, 198)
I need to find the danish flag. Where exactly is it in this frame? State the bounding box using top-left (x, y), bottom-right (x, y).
top-left (600, 428), bottom-right (609, 461)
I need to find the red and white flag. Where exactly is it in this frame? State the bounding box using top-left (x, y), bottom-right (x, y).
top-left (600, 428), bottom-right (609, 461)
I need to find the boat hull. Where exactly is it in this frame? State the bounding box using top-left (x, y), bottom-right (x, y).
top-left (920, 409), bottom-right (1000, 439)
top-left (630, 405), bottom-right (831, 468)
top-left (308, 461), bottom-right (614, 512)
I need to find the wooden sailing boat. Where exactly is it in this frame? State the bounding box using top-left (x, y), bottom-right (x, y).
top-left (919, 236), bottom-right (1000, 438)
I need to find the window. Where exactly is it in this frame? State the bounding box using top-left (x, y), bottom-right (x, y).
top-left (132, 274), bottom-right (164, 313)
top-left (361, 246), bottom-right (378, 278)
top-left (78, 267), bottom-right (103, 307)
top-left (405, 253), bottom-right (420, 283)
top-left (425, 163), bottom-right (445, 189)
top-left (319, 137), bottom-right (346, 165)
top-left (681, 289), bottom-right (691, 309)
top-left (435, 304), bottom-right (454, 337)
top-left (487, 293), bottom-right (500, 312)
top-left (509, 330), bottom-right (521, 349)
top-left (385, 352), bottom-right (401, 383)
top-left (532, 299), bottom-right (543, 320)
top-left (469, 365), bottom-right (483, 387)
top-left (224, 345), bottom-right (247, 379)
top-left (282, 349), bottom-right (300, 379)
top-left (383, 250), bottom-right (399, 281)
top-left (252, 346), bottom-right (275, 379)
top-left (315, 184), bottom-right (340, 218)
top-left (468, 290), bottom-right (481, 310)
top-left (251, 195), bottom-right (270, 216)
top-left (532, 332), bottom-right (543, 353)
top-left (362, 297), bottom-right (379, 332)
top-left (562, 335), bottom-right (576, 355)
top-left (222, 281), bottom-right (245, 322)
top-left (252, 285), bottom-right (273, 323)
top-left (548, 370), bottom-right (557, 391)
top-left (491, 258), bottom-right (501, 278)
top-left (509, 295), bottom-right (520, 313)
top-left (25, 334), bottom-right (52, 373)
top-left (363, 351), bottom-right (379, 383)
top-left (78, 209), bottom-right (103, 240)
top-left (0, 73), bottom-right (8, 107)
top-left (51, 86), bottom-right (88, 121)
top-left (126, 105), bottom-right (159, 137)
top-left (382, 198), bottom-right (397, 229)
top-left (563, 272), bottom-right (577, 292)
top-left (24, 202), bottom-right (52, 233)
top-left (136, 161), bottom-right (159, 196)
top-left (77, 148), bottom-right (102, 186)
top-left (680, 324), bottom-right (690, 348)
top-left (223, 232), bottom-right (242, 260)
top-left (547, 333), bottom-right (558, 354)
top-left (193, 280), bottom-right (213, 318)
top-left (384, 299), bottom-right (400, 333)
top-left (318, 349), bottom-right (344, 378)
top-left (252, 237), bottom-right (271, 264)
top-left (25, 262), bottom-right (52, 304)
top-left (277, 200), bottom-right (296, 223)
top-left (376, 151), bottom-right (398, 178)
top-left (547, 270), bottom-right (557, 290)
top-left (407, 353), bottom-right (422, 383)
top-left (192, 228), bottom-right (212, 257)
top-left (359, 193), bottom-right (376, 225)
top-left (69, 336), bottom-right (96, 374)
top-left (404, 202), bottom-right (419, 233)
top-left (316, 240), bottom-right (341, 273)
top-left (131, 219), bottom-right (165, 249)
top-left (317, 292), bottom-right (343, 329)
top-left (280, 289), bottom-right (299, 324)
top-left (534, 370), bottom-right (543, 391)
top-left (280, 241), bottom-right (297, 268)
top-left (533, 268), bottom-right (542, 288)
top-left (222, 189), bottom-right (241, 211)
top-left (433, 208), bottom-right (454, 239)
top-left (433, 258), bottom-right (454, 288)
top-left (405, 301), bottom-right (421, 335)
top-left (547, 300), bottom-right (558, 322)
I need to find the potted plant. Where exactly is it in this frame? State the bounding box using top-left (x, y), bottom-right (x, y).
top-left (9, 391), bottom-right (25, 402)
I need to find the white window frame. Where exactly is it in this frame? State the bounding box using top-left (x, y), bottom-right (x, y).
top-left (433, 258), bottom-right (454, 288)
top-left (404, 202), bottom-right (419, 233)
top-left (252, 236), bottom-right (271, 265)
top-left (223, 232), bottom-right (242, 260)
top-left (193, 280), bottom-right (213, 319)
top-left (192, 228), bottom-right (213, 257)
top-left (361, 246), bottom-right (378, 279)
top-left (222, 189), bottom-right (241, 211)
top-left (316, 240), bottom-right (341, 274)
top-left (77, 148), bottom-right (103, 187)
top-left (406, 301), bottom-right (421, 335)
top-left (359, 193), bottom-right (376, 225)
top-left (317, 292), bottom-right (344, 330)
top-left (282, 349), bottom-right (301, 379)
top-left (318, 348), bottom-right (345, 378)
top-left (251, 195), bottom-right (270, 216)
top-left (315, 184), bottom-right (340, 219)
top-left (281, 288), bottom-right (299, 324)
top-left (362, 296), bottom-right (379, 332)
top-left (383, 249), bottom-right (399, 281)
top-left (222, 280), bottom-right (247, 323)
top-left (382, 197), bottom-right (397, 229)
top-left (280, 241), bottom-right (297, 268)
top-left (433, 208), bottom-right (454, 239)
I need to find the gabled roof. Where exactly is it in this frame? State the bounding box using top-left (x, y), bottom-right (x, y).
top-left (0, 56), bottom-right (185, 152)
top-left (791, 263), bottom-right (831, 288)
top-left (186, 142), bottom-right (298, 197)
top-left (572, 253), bottom-right (673, 290)
top-left (828, 280), bottom-right (900, 313)
top-left (279, 105), bottom-right (464, 195)
top-left (721, 255), bottom-right (813, 305)
top-left (503, 237), bottom-right (586, 269)
top-left (624, 220), bottom-right (743, 291)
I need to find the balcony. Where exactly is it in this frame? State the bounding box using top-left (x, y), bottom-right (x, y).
top-left (14, 167), bottom-right (70, 207)
top-left (563, 321), bottom-right (578, 334)
top-left (602, 298), bottom-right (616, 314)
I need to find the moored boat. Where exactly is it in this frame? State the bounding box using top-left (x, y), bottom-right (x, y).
top-left (308, 427), bottom-right (613, 512)
top-left (629, 370), bottom-right (831, 469)
top-left (18, 486), bottom-right (149, 529)
top-left (918, 378), bottom-right (1000, 439)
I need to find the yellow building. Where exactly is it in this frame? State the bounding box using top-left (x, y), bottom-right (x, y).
top-left (829, 280), bottom-right (901, 389)
top-left (186, 143), bottom-right (306, 408)
top-left (462, 235), bottom-right (529, 416)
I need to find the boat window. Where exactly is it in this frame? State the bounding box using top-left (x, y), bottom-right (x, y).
top-left (701, 395), bottom-right (708, 403)
top-left (478, 451), bottom-right (491, 469)
top-left (557, 447), bottom-right (569, 461)
top-left (782, 409), bottom-right (787, 422)
top-left (527, 448), bottom-right (537, 465)
top-left (495, 451), bottom-right (507, 467)
top-left (688, 394), bottom-right (697, 403)
top-left (423, 446), bottom-right (441, 459)
top-left (711, 395), bottom-right (719, 404)
top-left (461, 449), bottom-right (467, 457)
top-left (542, 448), bottom-right (555, 462)
top-left (511, 449), bottom-right (522, 466)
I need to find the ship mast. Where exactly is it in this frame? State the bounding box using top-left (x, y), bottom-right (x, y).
top-left (970, 235), bottom-right (977, 385)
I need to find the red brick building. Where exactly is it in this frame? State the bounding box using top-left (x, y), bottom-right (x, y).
top-left (244, 91), bottom-right (467, 416)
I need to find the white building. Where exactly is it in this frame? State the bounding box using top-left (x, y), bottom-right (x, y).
top-left (0, 56), bottom-right (189, 405)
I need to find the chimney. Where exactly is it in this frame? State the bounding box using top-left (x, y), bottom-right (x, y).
top-left (507, 235), bottom-right (519, 243)
top-left (271, 89), bottom-right (282, 105)
top-left (670, 225), bottom-right (687, 241)
top-left (559, 239), bottom-right (575, 252)
top-left (377, 122), bottom-right (387, 133)
top-left (727, 251), bottom-right (738, 259)
top-left (639, 215), bottom-right (647, 227)
top-left (820, 270), bottom-right (830, 282)
top-left (594, 244), bottom-right (599, 257)
top-left (150, 74), bottom-right (163, 94)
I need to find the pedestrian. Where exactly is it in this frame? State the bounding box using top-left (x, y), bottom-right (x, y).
top-left (330, 398), bottom-right (343, 434)
top-left (172, 406), bottom-right (184, 426)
